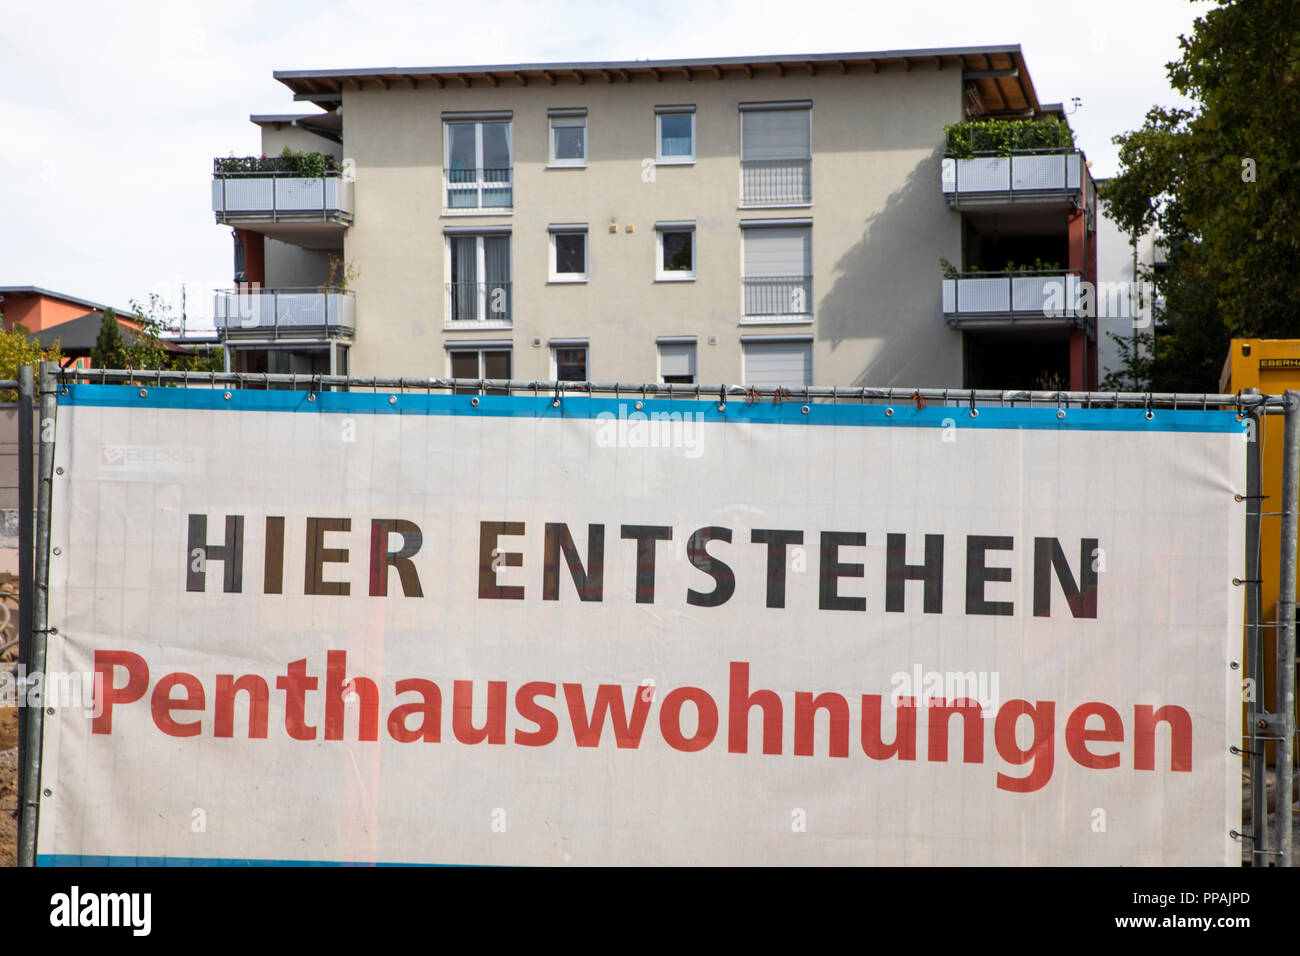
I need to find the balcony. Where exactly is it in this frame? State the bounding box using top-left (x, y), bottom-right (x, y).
top-left (212, 165), bottom-right (353, 226)
top-left (446, 281), bottom-right (512, 328)
top-left (741, 160), bottom-right (811, 206)
top-left (941, 272), bottom-right (1083, 328)
top-left (213, 289), bottom-right (355, 338)
top-left (742, 276), bottom-right (813, 322)
top-left (940, 152), bottom-right (1083, 209)
top-left (445, 168), bottom-right (513, 211)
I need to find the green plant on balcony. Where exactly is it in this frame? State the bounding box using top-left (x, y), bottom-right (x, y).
top-left (943, 116), bottom-right (1076, 158)
top-left (320, 255), bottom-right (361, 294)
top-left (940, 257), bottom-right (1063, 277)
top-left (215, 148), bottom-right (342, 177)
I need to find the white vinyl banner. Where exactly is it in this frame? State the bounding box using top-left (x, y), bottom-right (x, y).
top-left (37, 387), bottom-right (1246, 866)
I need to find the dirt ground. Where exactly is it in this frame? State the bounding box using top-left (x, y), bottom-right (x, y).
top-left (1, 568), bottom-right (16, 867)
top-left (1, 705), bottom-right (15, 869)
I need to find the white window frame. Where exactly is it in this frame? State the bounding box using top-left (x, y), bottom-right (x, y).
top-left (446, 345), bottom-right (513, 380)
top-left (738, 101), bottom-right (813, 207)
top-left (548, 224), bottom-right (589, 282)
top-left (740, 219), bottom-right (813, 323)
top-left (657, 337), bottom-right (697, 385)
top-left (655, 221), bottom-right (696, 281)
top-left (444, 229), bottom-right (512, 329)
top-left (550, 340), bottom-right (590, 382)
top-left (655, 106), bottom-right (696, 165)
top-left (442, 115), bottom-right (514, 212)
top-left (548, 109), bottom-right (588, 167)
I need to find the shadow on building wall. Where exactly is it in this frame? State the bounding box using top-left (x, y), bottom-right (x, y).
top-left (818, 145), bottom-right (956, 387)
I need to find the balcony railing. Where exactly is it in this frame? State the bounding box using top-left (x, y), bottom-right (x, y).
top-left (446, 281), bottom-right (513, 325)
top-left (213, 289), bottom-right (356, 335)
top-left (445, 168), bottom-right (513, 210)
top-left (743, 275), bottom-right (813, 319)
top-left (212, 171), bottom-right (353, 224)
top-left (941, 151), bottom-right (1083, 206)
top-left (941, 272), bottom-right (1082, 326)
top-left (741, 160), bottom-right (811, 205)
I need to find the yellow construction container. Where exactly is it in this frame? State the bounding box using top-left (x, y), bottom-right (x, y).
top-left (1220, 338), bottom-right (1300, 752)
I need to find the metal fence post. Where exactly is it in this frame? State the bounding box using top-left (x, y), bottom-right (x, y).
top-left (1244, 393), bottom-right (1269, 863)
top-left (1277, 390), bottom-right (1299, 866)
top-left (18, 361), bottom-right (58, 867)
top-left (15, 366), bottom-right (34, 861)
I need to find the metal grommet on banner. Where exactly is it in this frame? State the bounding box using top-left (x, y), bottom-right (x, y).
top-left (223, 392), bottom-right (232, 401)
top-left (55, 467), bottom-right (63, 476)
top-left (470, 396), bottom-right (480, 407)
top-left (60, 386), bottom-right (68, 396)
top-left (389, 395), bottom-right (397, 405)
top-left (1056, 408), bottom-right (1066, 420)
top-left (1230, 660), bottom-right (1240, 670)
top-left (634, 401), bottom-right (643, 411)
top-left (801, 405), bottom-right (810, 415)
top-left (307, 393), bottom-right (316, 402)
top-left (885, 407), bottom-right (894, 417)
top-left (138, 389), bottom-right (147, 398)
top-left (52, 547), bottom-right (61, 556)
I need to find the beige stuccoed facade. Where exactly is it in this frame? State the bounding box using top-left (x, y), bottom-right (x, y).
top-left (343, 67), bottom-right (961, 386)
top-left (217, 48), bottom-right (1084, 388)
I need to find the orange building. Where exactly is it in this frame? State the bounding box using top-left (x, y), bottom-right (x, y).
top-left (0, 285), bottom-right (141, 369)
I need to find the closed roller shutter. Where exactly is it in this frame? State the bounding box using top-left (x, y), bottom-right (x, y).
top-left (744, 340), bottom-right (812, 388)
top-left (741, 110), bottom-right (811, 161)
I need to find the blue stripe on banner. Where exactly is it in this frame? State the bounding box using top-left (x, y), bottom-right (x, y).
top-left (57, 384), bottom-right (1247, 434)
top-left (38, 853), bottom-right (459, 867)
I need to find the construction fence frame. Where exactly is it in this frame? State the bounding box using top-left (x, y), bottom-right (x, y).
top-left (10, 363), bottom-right (1299, 867)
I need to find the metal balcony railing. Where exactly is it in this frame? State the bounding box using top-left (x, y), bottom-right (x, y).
top-left (741, 159), bottom-right (812, 205)
top-left (446, 281), bottom-right (513, 324)
top-left (743, 275), bottom-right (813, 318)
top-left (213, 289), bottom-right (356, 335)
top-left (445, 168), bottom-right (513, 209)
top-left (941, 271), bottom-right (1082, 325)
top-left (940, 151), bottom-right (1083, 204)
top-left (212, 172), bottom-right (353, 224)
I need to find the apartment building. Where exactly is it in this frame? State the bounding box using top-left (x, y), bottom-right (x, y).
top-left (211, 45), bottom-right (1098, 389)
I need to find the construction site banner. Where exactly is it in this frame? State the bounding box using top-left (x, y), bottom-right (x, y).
top-left (36, 386), bottom-right (1246, 865)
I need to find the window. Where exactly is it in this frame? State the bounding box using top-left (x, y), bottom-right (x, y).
top-left (549, 225), bottom-right (588, 282)
top-left (656, 222), bottom-right (695, 280)
top-left (743, 338), bottom-right (812, 389)
top-left (658, 339), bottom-right (696, 384)
top-left (444, 114), bottom-right (513, 209)
top-left (740, 102), bottom-right (812, 205)
top-left (446, 231), bottom-right (512, 325)
top-left (656, 105), bottom-right (695, 164)
top-left (548, 108), bottom-right (587, 166)
top-left (742, 221), bottom-right (812, 320)
top-left (449, 347), bottom-right (511, 394)
top-left (551, 343), bottom-right (588, 381)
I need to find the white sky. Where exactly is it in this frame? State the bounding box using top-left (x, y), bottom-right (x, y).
top-left (0, 0), bottom-right (1205, 326)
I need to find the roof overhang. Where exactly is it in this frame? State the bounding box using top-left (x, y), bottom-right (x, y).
top-left (273, 45), bottom-right (1045, 118)
top-left (250, 111), bottom-right (342, 144)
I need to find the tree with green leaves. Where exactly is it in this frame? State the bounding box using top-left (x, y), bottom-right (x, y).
top-left (0, 313), bottom-right (62, 400)
top-left (1101, 0), bottom-right (1300, 391)
top-left (91, 308), bottom-right (130, 369)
